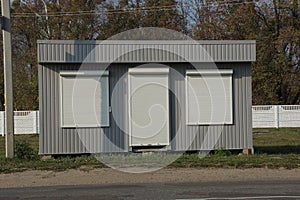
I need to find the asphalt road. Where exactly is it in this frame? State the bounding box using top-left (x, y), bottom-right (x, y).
top-left (0, 179), bottom-right (299, 200)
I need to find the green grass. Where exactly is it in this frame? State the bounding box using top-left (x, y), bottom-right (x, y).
top-left (0, 155), bottom-right (104, 173)
top-left (253, 128), bottom-right (300, 146)
top-left (253, 128), bottom-right (300, 154)
top-left (170, 153), bottom-right (300, 169)
top-left (0, 134), bottom-right (39, 158)
top-left (0, 128), bottom-right (299, 173)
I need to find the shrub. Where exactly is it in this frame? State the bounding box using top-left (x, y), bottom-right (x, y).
top-left (15, 142), bottom-right (39, 160)
top-left (214, 148), bottom-right (232, 156)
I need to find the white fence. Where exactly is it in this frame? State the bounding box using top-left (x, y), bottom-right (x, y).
top-left (0, 106), bottom-right (299, 135)
top-left (252, 105), bottom-right (300, 128)
top-left (0, 111), bottom-right (39, 136)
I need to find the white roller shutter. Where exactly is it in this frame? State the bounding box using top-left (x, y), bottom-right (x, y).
top-left (60, 71), bottom-right (109, 127)
top-left (186, 69), bottom-right (233, 125)
top-left (129, 67), bottom-right (169, 146)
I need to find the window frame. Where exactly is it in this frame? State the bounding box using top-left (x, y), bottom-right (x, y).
top-left (59, 70), bottom-right (110, 128)
top-left (128, 67), bottom-right (170, 146)
top-left (185, 69), bottom-right (233, 125)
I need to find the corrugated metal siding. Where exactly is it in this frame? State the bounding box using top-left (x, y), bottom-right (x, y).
top-left (38, 40), bottom-right (256, 63)
top-left (169, 63), bottom-right (252, 150)
top-left (39, 62), bottom-right (252, 154)
top-left (39, 63), bottom-right (130, 154)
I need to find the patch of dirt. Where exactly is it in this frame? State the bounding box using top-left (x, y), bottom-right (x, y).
top-left (253, 129), bottom-right (271, 134)
top-left (0, 168), bottom-right (299, 188)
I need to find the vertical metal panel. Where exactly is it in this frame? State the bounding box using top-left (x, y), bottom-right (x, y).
top-left (169, 62), bottom-right (252, 151)
top-left (246, 64), bottom-right (253, 148)
top-left (39, 63), bottom-right (130, 154)
top-left (39, 62), bottom-right (252, 154)
top-left (50, 65), bottom-right (55, 153)
top-left (38, 64), bottom-right (44, 153)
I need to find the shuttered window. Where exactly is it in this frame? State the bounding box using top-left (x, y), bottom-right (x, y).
top-left (186, 69), bottom-right (233, 125)
top-left (128, 67), bottom-right (170, 146)
top-left (60, 71), bottom-right (109, 127)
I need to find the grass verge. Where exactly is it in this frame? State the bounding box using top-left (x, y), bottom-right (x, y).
top-left (253, 128), bottom-right (300, 154)
top-left (0, 128), bottom-right (298, 173)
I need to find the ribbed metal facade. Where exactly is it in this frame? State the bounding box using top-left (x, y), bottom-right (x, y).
top-left (39, 64), bottom-right (130, 154)
top-left (169, 63), bottom-right (252, 151)
top-left (37, 40), bottom-right (256, 63)
top-left (39, 63), bottom-right (252, 154)
top-left (38, 40), bottom-right (254, 154)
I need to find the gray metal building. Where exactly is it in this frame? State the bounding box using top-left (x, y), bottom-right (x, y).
top-left (37, 40), bottom-right (256, 154)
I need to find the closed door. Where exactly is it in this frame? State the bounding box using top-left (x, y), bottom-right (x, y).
top-left (128, 67), bottom-right (169, 146)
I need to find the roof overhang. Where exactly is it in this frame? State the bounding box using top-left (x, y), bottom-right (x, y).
top-left (37, 40), bottom-right (256, 63)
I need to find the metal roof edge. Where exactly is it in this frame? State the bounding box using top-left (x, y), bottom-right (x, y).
top-left (37, 40), bottom-right (256, 45)
top-left (38, 60), bottom-right (254, 64)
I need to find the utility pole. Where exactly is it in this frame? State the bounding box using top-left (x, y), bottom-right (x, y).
top-left (1, 0), bottom-right (14, 158)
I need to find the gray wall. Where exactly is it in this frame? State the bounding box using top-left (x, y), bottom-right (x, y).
top-left (39, 62), bottom-right (252, 154)
top-left (169, 63), bottom-right (252, 151)
top-left (37, 40), bottom-right (256, 63)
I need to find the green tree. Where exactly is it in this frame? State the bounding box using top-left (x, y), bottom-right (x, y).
top-left (3, 0), bottom-right (300, 110)
top-left (190, 0), bottom-right (300, 104)
top-left (10, 0), bottom-right (104, 110)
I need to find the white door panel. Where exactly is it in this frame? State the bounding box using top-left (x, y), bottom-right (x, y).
top-left (129, 68), bottom-right (169, 146)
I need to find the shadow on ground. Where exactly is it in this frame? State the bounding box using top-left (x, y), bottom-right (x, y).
top-left (254, 145), bottom-right (300, 154)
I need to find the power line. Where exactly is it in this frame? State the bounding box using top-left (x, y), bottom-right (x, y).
top-left (13, 0), bottom-right (252, 15)
top-left (12, 4), bottom-right (178, 16)
top-left (11, 1), bottom-right (257, 18)
top-left (13, 5), bottom-right (178, 15)
top-left (12, 7), bottom-right (176, 17)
